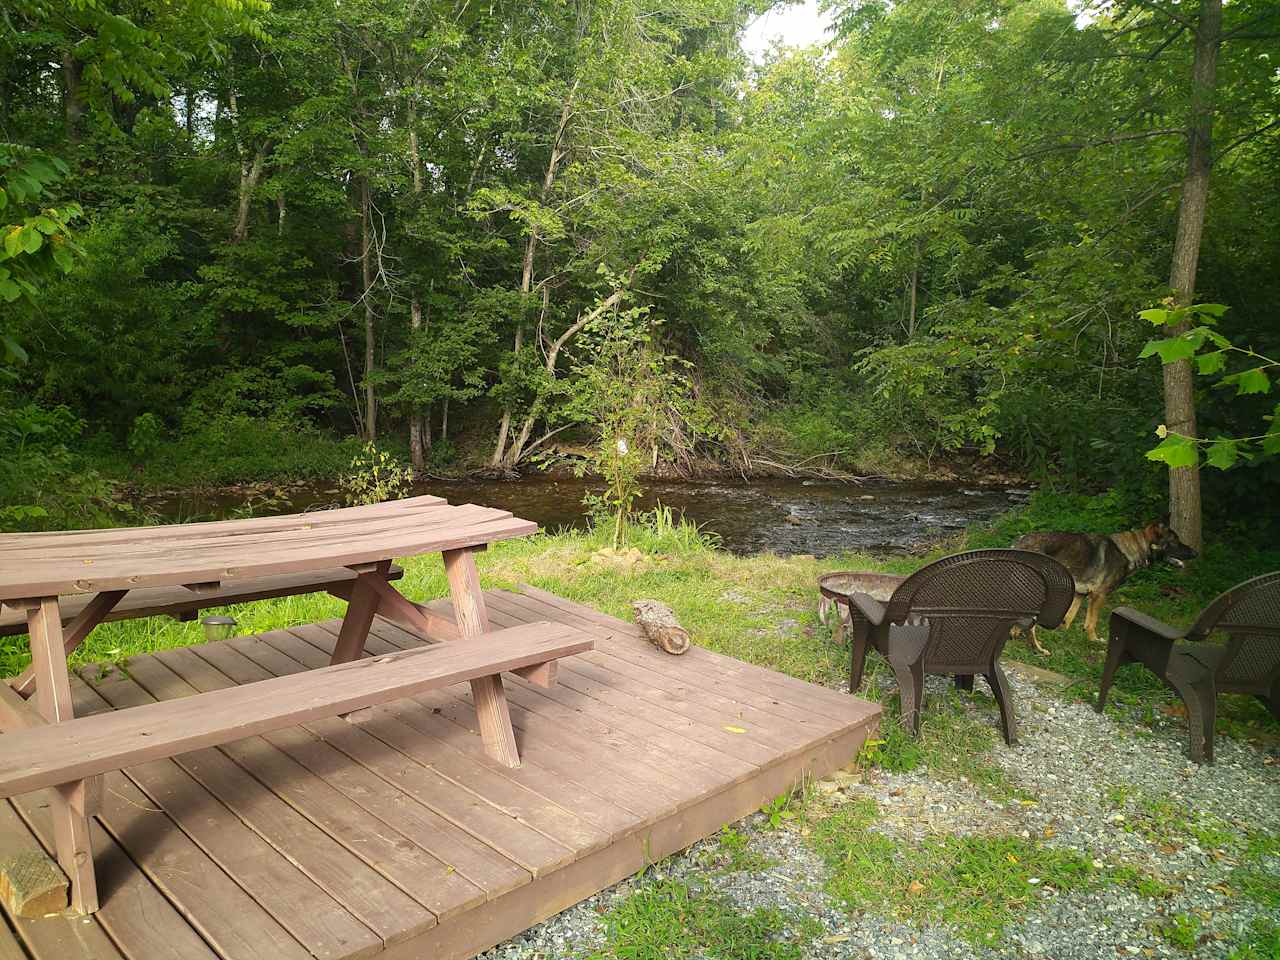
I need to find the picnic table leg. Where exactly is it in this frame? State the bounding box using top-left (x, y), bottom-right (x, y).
top-left (25, 597), bottom-right (99, 914)
top-left (12, 590), bottom-right (127, 698)
top-left (330, 560), bottom-right (391, 665)
top-left (443, 548), bottom-right (521, 768)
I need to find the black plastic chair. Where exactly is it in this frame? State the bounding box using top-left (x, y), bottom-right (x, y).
top-left (838, 549), bottom-right (1075, 745)
top-left (1098, 571), bottom-right (1280, 763)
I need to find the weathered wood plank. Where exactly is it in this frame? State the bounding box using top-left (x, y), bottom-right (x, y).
top-left (155, 645), bottom-right (487, 921)
top-left (0, 622), bottom-right (590, 797)
top-left (307, 621), bottom-right (656, 835)
top-left (0, 512), bottom-right (535, 602)
top-left (262, 628), bottom-right (609, 855)
top-left (246, 627), bottom-right (578, 877)
top-left (206, 635), bottom-right (530, 903)
top-left (0, 566), bottom-right (404, 639)
top-left (10, 791), bottom-right (219, 960)
top-left (66, 675), bottom-right (314, 960)
top-left (123, 651), bottom-right (439, 945)
top-left (444, 549), bottom-right (520, 767)
top-left (0, 802), bottom-right (124, 960)
top-left (79, 668), bottom-right (383, 960)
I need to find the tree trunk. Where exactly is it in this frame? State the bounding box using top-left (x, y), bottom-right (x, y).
top-left (491, 86), bottom-right (576, 468)
top-left (1163, 0), bottom-right (1221, 553)
top-left (505, 288), bottom-right (624, 468)
top-left (62, 54), bottom-right (85, 142)
top-left (184, 90), bottom-right (195, 137)
top-left (276, 193), bottom-right (286, 235)
top-left (233, 143), bottom-right (270, 243)
top-left (360, 175), bottom-right (378, 442)
top-left (407, 124), bottom-right (428, 472)
top-left (440, 396), bottom-right (449, 441)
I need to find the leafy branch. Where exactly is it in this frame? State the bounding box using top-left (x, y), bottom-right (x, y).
top-left (1140, 303), bottom-right (1279, 468)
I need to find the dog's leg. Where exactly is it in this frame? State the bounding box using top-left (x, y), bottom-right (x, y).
top-left (1084, 592), bottom-right (1106, 643)
top-left (1061, 594), bottom-right (1082, 630)
top-left (1029, 623), bottom-right (1052, 657)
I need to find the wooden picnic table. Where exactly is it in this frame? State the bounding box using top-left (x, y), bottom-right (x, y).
top-left (0, 496), bottom-right (593, 916)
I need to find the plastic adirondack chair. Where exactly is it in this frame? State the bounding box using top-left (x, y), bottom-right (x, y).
top-left (1098, 571), bottom-right (1280, 764)
top-left (838, 549), bottom-right (1075, 745)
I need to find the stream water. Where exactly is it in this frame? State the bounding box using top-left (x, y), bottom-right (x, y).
top-left (146, 476), bottom-right (1028, 558)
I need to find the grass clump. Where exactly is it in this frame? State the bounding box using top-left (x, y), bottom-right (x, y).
top-left (1228, 920), bottom-right (1280, 960)
top-left (1158, 912), bottom-right (1204, 952)
top-left (713, 826), bottom-right (774, 875)
top-left (586, 876), bottom-right (820, 960)
top-left (807, 797), bottom-right (1099, 945)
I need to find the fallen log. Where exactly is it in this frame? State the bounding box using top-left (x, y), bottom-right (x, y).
top-left (631, 599), bottom-right (691, 655)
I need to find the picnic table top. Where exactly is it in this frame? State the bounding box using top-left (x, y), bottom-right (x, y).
top-left (0, 496), bottom-right (537, 604)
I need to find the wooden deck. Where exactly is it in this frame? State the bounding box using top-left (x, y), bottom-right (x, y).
top-left (0, 587), bottom-right (880, 960)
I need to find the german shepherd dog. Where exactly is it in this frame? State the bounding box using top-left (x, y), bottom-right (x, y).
top-left (1013, 521), bottom-right (1197, 653)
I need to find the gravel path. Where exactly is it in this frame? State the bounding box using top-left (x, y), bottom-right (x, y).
top-left (479, 670), bottom-right (1279, 960)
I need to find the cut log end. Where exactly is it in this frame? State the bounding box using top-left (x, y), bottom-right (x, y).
top-left (631, 599), bottom-right (691, 655)
top-left (0, 849), bottom-right (68, 918)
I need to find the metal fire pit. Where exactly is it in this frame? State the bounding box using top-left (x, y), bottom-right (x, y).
top-left (817, 571), bottom-right (908, 643)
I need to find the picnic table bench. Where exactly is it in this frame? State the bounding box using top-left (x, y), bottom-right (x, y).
top-left (0, 496), bottom-right (593, 916)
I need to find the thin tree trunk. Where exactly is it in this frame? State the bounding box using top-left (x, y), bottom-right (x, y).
top-left (62, 54), bottom-right (85, 142)
top-left (276, 193), bottom-right (286, 235)
top-left (1163, 0), bottom-right (1221, 553)
top-left (440, 396), bottom-right (449, 441)
top-left (233, 143), bottom-right (270, 243)
top-left (491, 85), bottom-right (577, 468)
top-left (505, 288), bottom-right (624, 467)
top-left (906, 240), bottom-right (920, 340)
top-left (184, 89), bottom-right (195, 136)
top-left (407, 124), bottom-right (428, 472)
top-left (360, 175), bottom-right (378, 442)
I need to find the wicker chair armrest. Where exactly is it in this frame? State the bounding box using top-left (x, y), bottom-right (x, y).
top-left (840, 592), bottom-right (888, 628)
top-left (1110, 606), bottom-right (1187, 642)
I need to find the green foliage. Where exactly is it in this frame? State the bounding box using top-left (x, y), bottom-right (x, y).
top-left (127, 413), bottom-right (164, 461)
top-left (1141, 303), bottom-right (1280, 470)
top-left (339, 442), bottom-right (415, 506)
top-left (587, 876), bottom-right (819, 960)
top-left (808, 798), bottom-right (1102, 945)
top-left (1228, 920), bottom-right (1280, 960)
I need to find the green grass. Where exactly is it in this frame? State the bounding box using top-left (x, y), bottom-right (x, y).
top-left (805, 796), bottom-right (1142, 946)
top-left (584, 876), bottom-right (821, 960)
top-left (1158, 912), bottom-right (1204, 952)
top-left (1228, 920), bottom-right (1280, 960)
top-left (713, 826), bottom-right (775, 875)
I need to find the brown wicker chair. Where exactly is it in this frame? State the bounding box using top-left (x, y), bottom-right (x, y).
top-left (838, 549), bottom-right (1075, 745)
top-left (1097, 571), bottom-right (1280, 764)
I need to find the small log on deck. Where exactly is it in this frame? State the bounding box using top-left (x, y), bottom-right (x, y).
top-left (0, 843), bottom-right (67, 918)
top-left (631, 600), bottom-right (691, 655)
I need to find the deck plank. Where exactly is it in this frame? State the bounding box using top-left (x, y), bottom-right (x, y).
top-left (305, 621), bottom-right (670, 834)
top-left (112, 654), bottom-right (437, 947)
top-left (265, 628), bottom-right (609, 858)
top-left (201, 637), bottom-right (529, 902)
top-left (9, 792), bottom-right (218, 960)
top-left (153, 646), bottom-right (487, 923)
top-left (79, 669), bottom-right (383, 960)
top-left (0, 587), bottom-right (880, 960)
top-left (0, 802), bottom-right (125, 960)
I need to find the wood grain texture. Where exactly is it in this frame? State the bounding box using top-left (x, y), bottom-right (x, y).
top-left (0, 501), bottom-right (534, 601)
top-left (0, 622), bottom-right (590, 797)
top-left (0, 566), bottom-right (404, 638)
top-left (444, 549), bottom-right (521, 768)
top-left (0, 589), bottom-right (881, 960)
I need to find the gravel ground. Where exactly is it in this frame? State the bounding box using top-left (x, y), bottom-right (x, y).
top-left (479, 670), bottom-right (1279, 960)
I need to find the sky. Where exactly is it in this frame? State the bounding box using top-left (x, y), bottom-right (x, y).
top-left (741, 1), bottom-right (834, 61)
